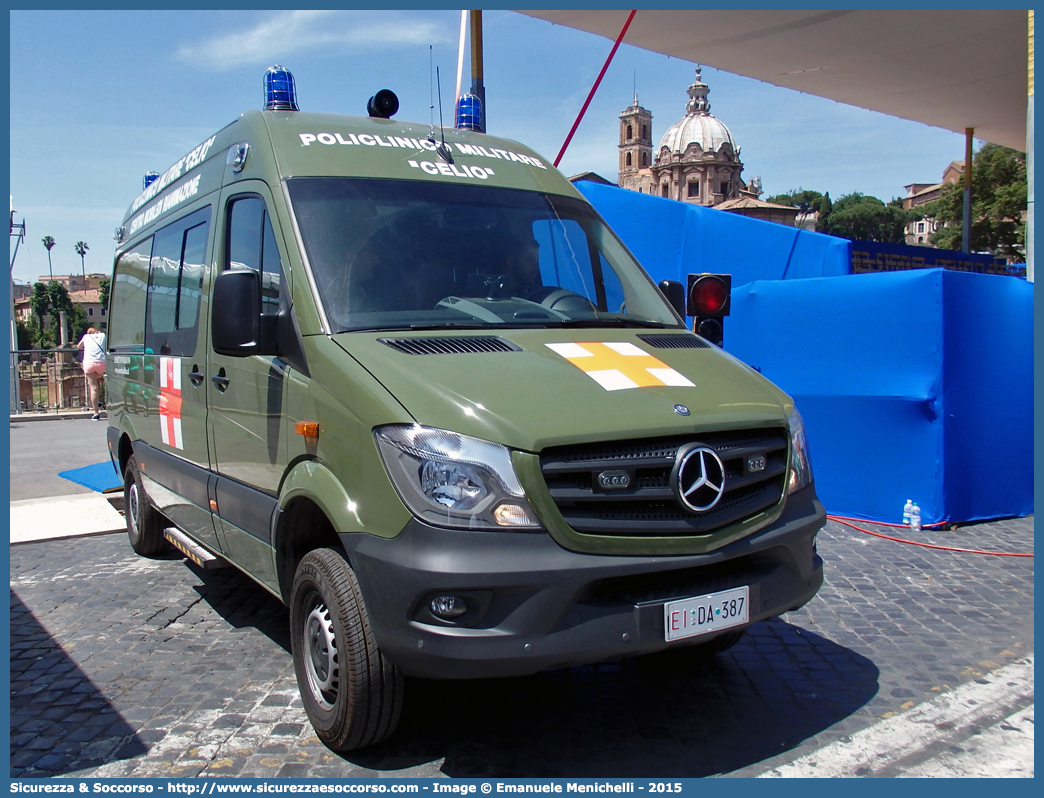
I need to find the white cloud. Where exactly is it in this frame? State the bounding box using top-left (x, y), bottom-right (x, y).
top-left (176, 10), bottom-right (448, 71)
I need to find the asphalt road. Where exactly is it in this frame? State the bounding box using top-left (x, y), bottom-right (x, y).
top-left (9, 416), bottom-right (112, 500)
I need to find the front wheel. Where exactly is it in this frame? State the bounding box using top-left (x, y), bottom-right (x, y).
top-left (124, 455), bottom-right (167, 556)
top-left (290, 548), bottom-right (404, 751)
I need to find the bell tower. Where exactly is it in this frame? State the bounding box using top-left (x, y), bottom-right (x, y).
top-left (618, 91), bottom-right (652, 188)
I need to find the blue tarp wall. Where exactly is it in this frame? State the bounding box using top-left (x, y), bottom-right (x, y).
top-left (581, 182), bottom-right (1034, 524)
top-left (577, 181), bottom-right (851, 284)
top-left (727, 271), bottom-right (1033, 525)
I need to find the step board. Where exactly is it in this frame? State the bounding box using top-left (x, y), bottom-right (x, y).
top-left (163, 527), bottom-right (230, 570)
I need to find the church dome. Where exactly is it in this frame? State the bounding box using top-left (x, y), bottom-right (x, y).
top-left (658, 67), bottom-right (737, 155)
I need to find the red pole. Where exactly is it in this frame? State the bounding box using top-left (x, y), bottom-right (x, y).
top-left (554, 10), bottom-right (637, 168)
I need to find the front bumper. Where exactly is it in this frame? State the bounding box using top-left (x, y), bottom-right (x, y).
top-left (339, 484), bottom-right (825, 679)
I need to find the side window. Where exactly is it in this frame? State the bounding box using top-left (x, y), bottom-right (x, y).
top-left (144, 206), bottom-right (211, 357)
top-left (109, 240), bottom-right (152, 351)
top-left (227, 196), bottom-right (285, 318)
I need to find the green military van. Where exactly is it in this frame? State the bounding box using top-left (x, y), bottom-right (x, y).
top-left (106, 69), bottom-right (824, 751)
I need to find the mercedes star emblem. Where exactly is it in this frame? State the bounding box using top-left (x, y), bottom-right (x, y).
top-left (671, 444), bottom-right (726, 512)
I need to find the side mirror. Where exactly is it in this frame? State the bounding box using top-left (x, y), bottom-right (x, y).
top-left (212, 269), bottom-right (262, 356)
top-left (658, 279), bottom-right (686, 321)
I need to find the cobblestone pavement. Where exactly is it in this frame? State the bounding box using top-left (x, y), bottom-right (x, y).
top-left (10, 516), bottom-right (1034, 778)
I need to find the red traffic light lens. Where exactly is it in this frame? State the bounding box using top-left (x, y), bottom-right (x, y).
top-left (690, 277), bottom-right (727, 315)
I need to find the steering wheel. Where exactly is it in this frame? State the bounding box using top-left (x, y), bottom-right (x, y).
top-left (526, 287), bottom-right (597, 314)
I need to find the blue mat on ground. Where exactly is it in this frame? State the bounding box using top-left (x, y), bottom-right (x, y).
top-left (58, 461), bottom-right (122, 493)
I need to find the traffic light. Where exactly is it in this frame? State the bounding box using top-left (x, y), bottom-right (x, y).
top-left (686, 273), bottom-right (731, 347)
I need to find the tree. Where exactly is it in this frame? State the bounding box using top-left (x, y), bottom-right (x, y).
top-left (764, 188), bottom-right (836, 232)
top-left (25, 290), bottom-right (54, 349)
top-left (15, 318), bottom-right (34, 351)
top-left (47, 281), bottom-right (74, 343)
top-left (765, 188), bottom-right (828, 216)
top-left (816, 192), bottom-right (913, 243)
top-left (925, 143), bottom-right (1027, 260)
top-left (29, 282), bottom-right (50, 330)
top-left (19, 316), bottom-right (51, 351)
top-left (74, 241), bottom-right (89, 282)
top-left (29, 280), bottom-right (76, 345)
top-left (98, 277), bottom-right (111, 311)
top-left (70, 303), bottom-right (89, 343)
top-left (42, 235), bottom-right (56, 281)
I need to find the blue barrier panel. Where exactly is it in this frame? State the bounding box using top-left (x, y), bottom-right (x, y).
top-left (941, 271), bottom-right (1034, 522)
top-left (577, 181), bottom-right (850, 286)
top-left (726, 269), bottom-right (1033, 524)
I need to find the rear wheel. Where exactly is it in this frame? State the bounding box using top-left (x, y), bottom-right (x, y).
top-left (290, 548), bottom-right (404, 751)
top-left (124, 455), bottom-right (167, 556)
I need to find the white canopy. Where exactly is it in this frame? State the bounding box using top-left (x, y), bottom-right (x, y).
top-left (517, 9), bottom-right (1030, 151)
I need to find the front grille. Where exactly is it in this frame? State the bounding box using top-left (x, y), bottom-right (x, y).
top-left (378, 336), bottom-right (521, 355)
top-left (540, 429), bottom-right (788, 537)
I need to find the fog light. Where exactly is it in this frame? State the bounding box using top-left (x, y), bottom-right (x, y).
top-left (493, 503), bottom-right (533, 527)
top-left (430, 596), bottom-right (468, 619)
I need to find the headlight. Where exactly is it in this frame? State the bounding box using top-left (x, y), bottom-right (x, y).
top-left (787, 407), bottom-right (814, 495)
top-left (374, 425), bottom-right (542, 530)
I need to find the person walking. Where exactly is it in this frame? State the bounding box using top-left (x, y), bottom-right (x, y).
top-left (78, 326), bottom-right (107, 419)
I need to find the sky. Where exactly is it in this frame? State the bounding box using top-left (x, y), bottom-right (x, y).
top-left (8, 8), bottom-right (972, 288)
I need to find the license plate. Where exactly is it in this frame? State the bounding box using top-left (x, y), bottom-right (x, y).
top-left (663, 585), bottom-right (749, 642)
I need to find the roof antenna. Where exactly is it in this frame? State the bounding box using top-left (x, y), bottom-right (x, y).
top-left (429, 65), bottom-right (453, 163)
top-left (428, 46), bottom-right (436, 137)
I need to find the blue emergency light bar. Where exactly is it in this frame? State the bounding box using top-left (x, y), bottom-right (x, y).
top-left (455, 94), bottom-right (483, 131)
top-left (264, 66), bottom-right (299, 111)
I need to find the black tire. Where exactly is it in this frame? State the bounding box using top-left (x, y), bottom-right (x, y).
top-left (290, 548), bottom-right (404, 751)
top-left (124, 455), bottom-right (167, 556)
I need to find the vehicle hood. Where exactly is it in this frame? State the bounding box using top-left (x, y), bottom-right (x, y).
top-left (334, 329), bottom-right (792, 452)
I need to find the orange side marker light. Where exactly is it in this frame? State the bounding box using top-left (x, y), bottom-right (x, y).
top-left (295, 421), bottom-right (320, 439)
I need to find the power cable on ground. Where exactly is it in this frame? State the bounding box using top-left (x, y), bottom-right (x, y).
top-left (827, 515), bottom-right (1034, 558)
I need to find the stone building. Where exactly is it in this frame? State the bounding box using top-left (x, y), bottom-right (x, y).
top-left (618, 66), bottom-right (745, 207)
top-left (902, 161), bottom-right (964, 244)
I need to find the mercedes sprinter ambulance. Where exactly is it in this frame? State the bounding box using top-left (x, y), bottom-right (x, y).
top-left (106, 69), bottom-right (824, 751)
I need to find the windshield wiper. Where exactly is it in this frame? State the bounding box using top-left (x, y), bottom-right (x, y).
top-left (553, 317), bottom-right (671, 329)
top-left (343, 322), bottom-right (507, 333)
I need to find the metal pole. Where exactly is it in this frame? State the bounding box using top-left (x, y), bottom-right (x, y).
top-left (10, 208), bottom-right (25, 413)
top-left (469, 10), bottom-right (486, 133)
top-left (1027, 10), bottom-right (1034, 282)
top-left (962, 128), bottom-right (973, 253)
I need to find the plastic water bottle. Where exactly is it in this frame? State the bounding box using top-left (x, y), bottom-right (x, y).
top-left (903, 499), bottom-right (914, 527)
top-left (910, 504), bottom-right (922, 533)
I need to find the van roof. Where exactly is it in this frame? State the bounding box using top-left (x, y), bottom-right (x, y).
top-left (121, 109), bottom-right (578, 236)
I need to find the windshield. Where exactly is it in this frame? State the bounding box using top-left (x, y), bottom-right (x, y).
top-left (286, 178), bottom-right (683, 333)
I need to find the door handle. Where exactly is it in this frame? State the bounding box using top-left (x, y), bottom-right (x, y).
top-left (189, 366), bottom-right (204, 387)
top-left (211, 368), bottom-right (229, 392)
